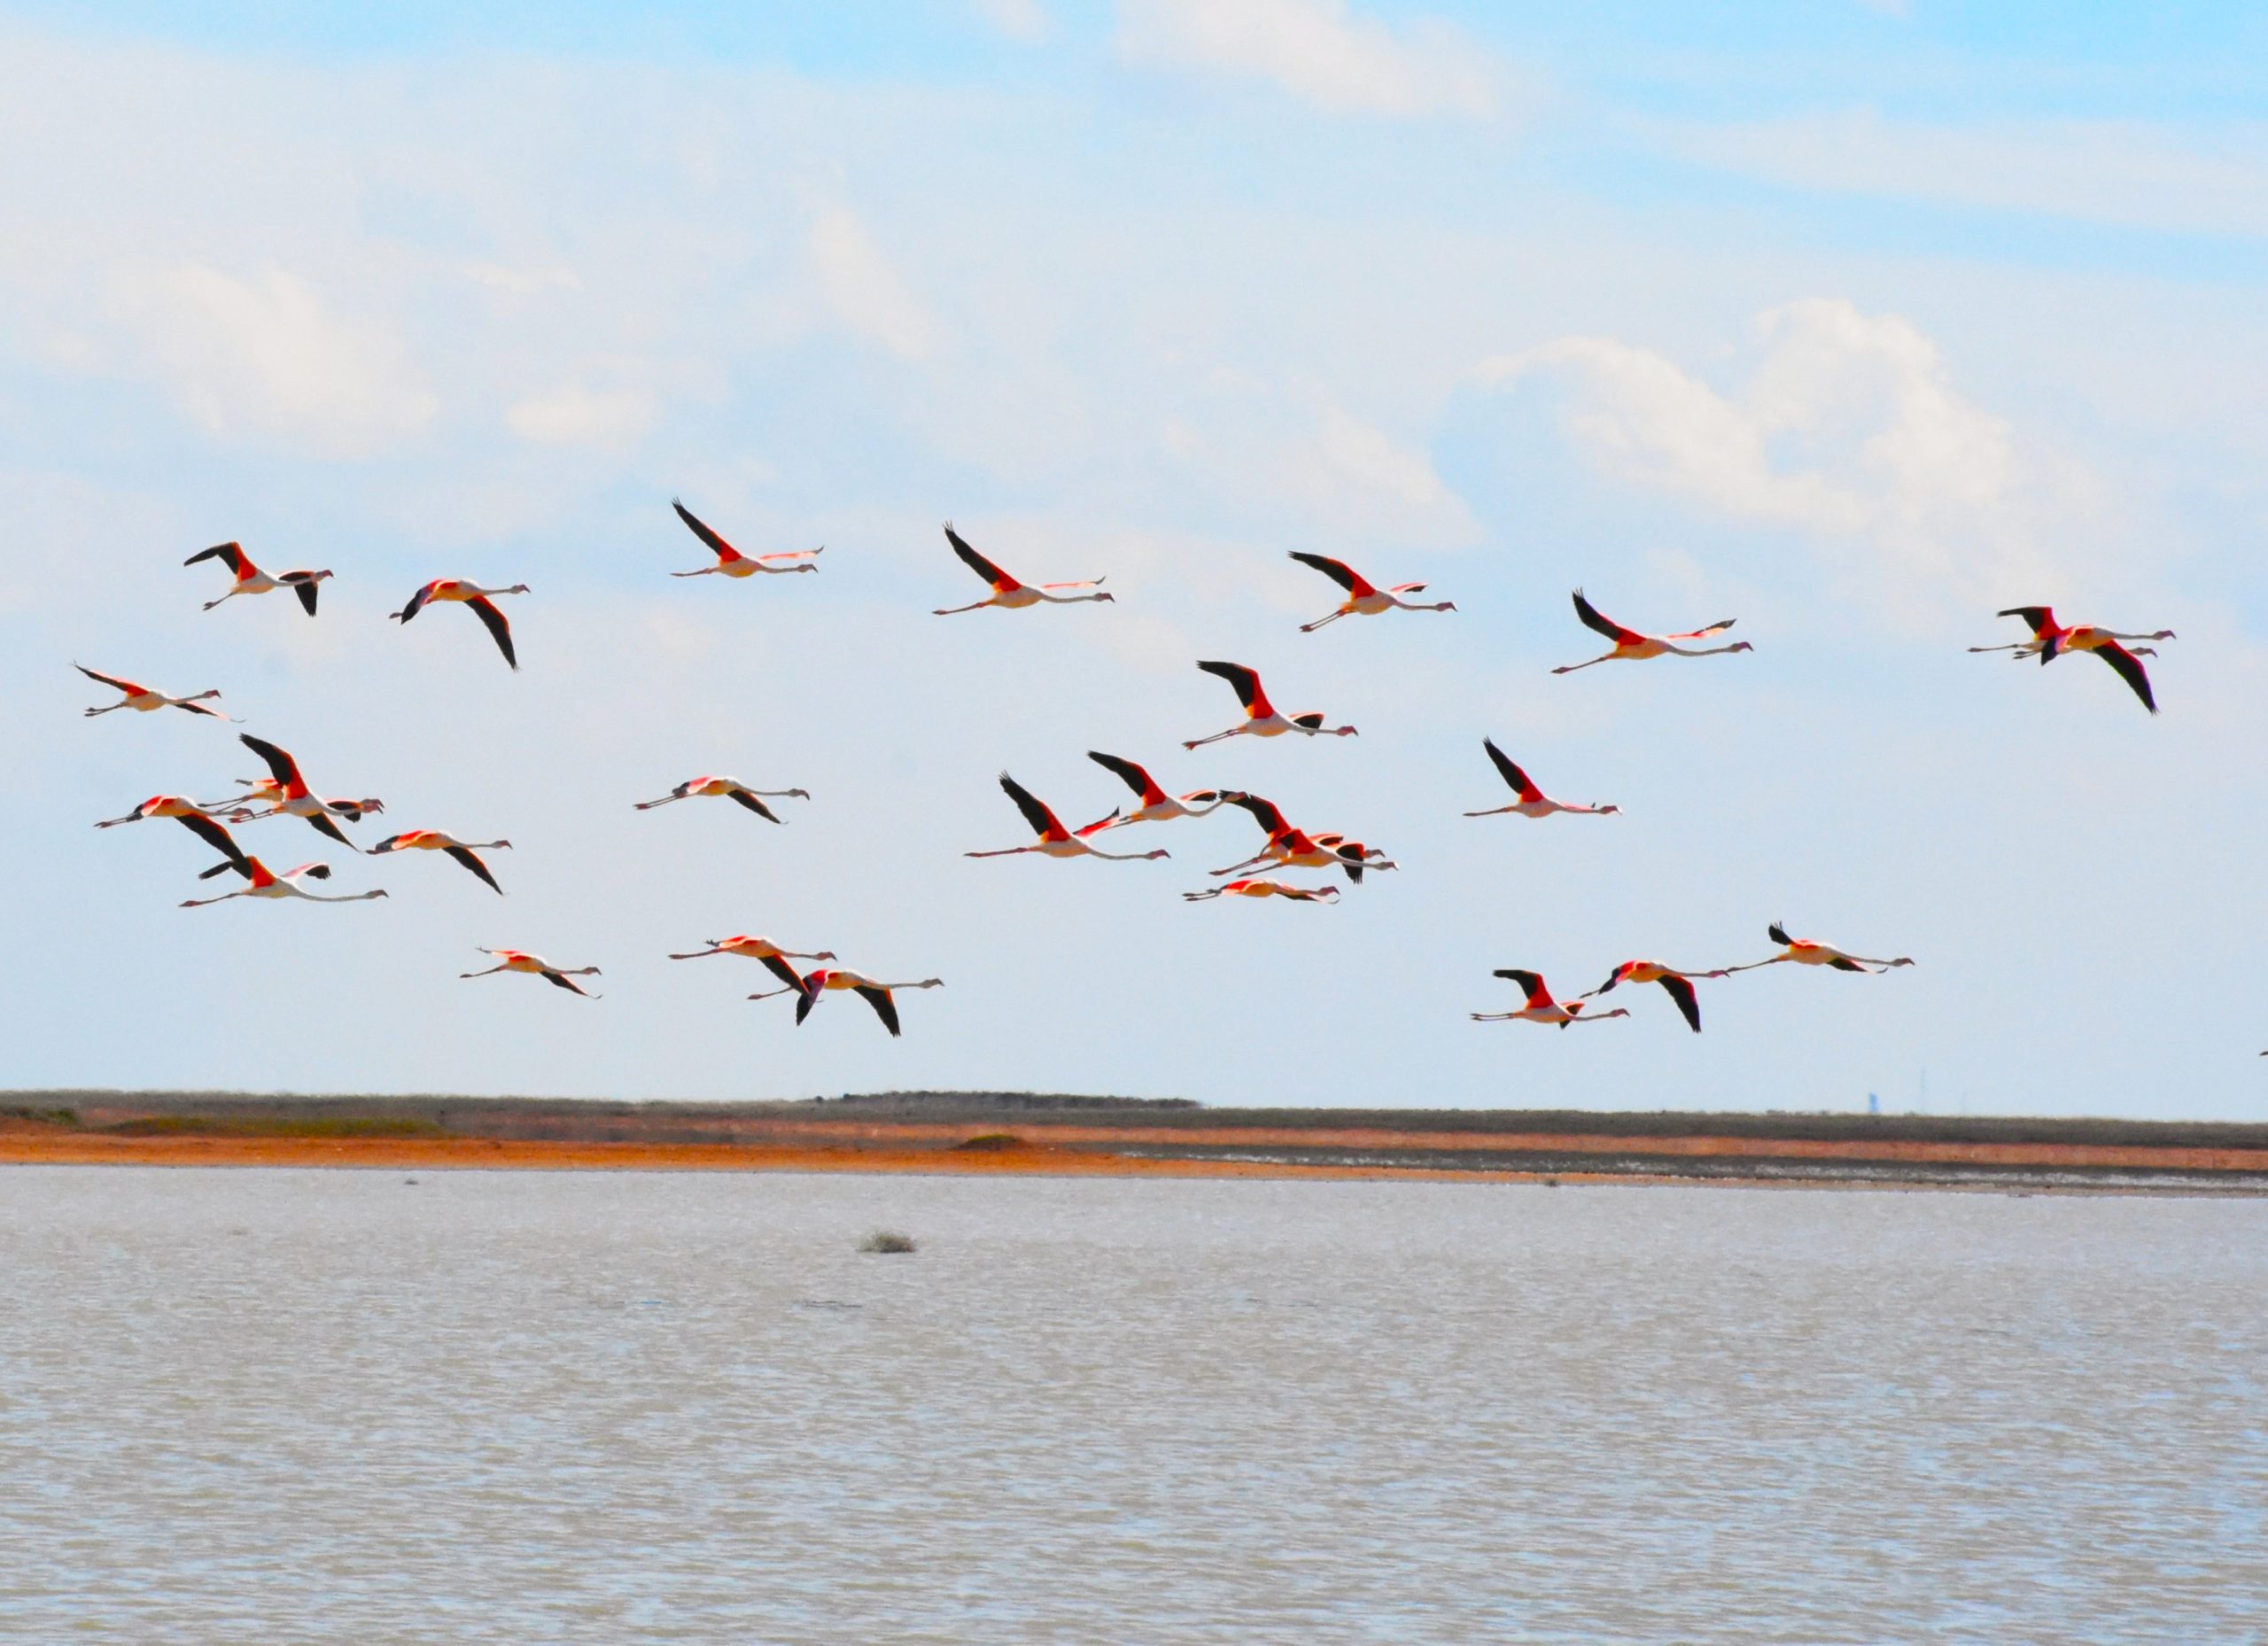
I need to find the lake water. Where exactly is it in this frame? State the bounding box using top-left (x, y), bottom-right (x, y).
top-left (3, 1168), bottom-right (2264, 1642)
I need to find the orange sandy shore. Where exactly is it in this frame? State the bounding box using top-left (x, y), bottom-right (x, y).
top-left (5, 1120), bottom-right (2266, 1191)
top-left (0, 1130), bottom-right (1573, 1184)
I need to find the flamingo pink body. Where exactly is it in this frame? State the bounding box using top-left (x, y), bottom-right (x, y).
top-left (934, 524), bottom-right (1112, 614)
top-left (1551, 589), bottom-right (1751, 674)
top-left (183, 542), bottom-right (332, 614)
top-left (1287, 552), bottom-right (1455, 632)
top-left (1184, 660), bottom-right (1356, 748)
top-left (670, 500), bottom-right (823, 578)
top-left (1472, 969), bottom-right (1630, 1029)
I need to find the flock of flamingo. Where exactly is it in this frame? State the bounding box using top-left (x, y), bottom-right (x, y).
top-left (84, 503), bottom-right (2178, 1040)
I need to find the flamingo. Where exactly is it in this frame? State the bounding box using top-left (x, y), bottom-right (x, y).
top-left (1970, 606), bottom-right (2173, 660)
top-left (180, 856), bottom-right (388, 909)
top-left (1183, 661), bottom-right (1357, 749)
top-left (1287, 552), bottom-right (1456, 632)
top-left (366, 830), bottom-right (511, 893)
top-left (1211, 792), bottom-right (1392, 882)
top-left (230, 734), bottom-right (381, 847)
top-left (1182, 878), bottom-right (1340, 904)
top-left (183, 542), bottom-right (332, 614)
top-left (94, 796), bottom-right (256, 875)
top-left (633, 776), bottom-right (812, 824)
top-left (933, 524), bottom-right (1112, 615)
top-left (1472, 969), bottom-right (1629, 1028)
top-left (390, 579), bottom-right (530, 668)
top-left (670, 499), bottom-right (823, 578)
top-left (967, 773), bottom-right (1170, 862)
top-left (1551, 589), bottom-right (1751, 674)
top-left (669, 935), bottom-right (838, 994)
top-left (1584, 961), bottom-right (1730, 1034)
top-left (1718, 922), bottom-right (1915, 975)
top-left (458, 948), bottom-right (602, 997)
top-left (1973, 607), bottom-right (2169, 713)
top-left (75, 664), bottom-right (235, 720)
top-left (1464, 738), bottom-right (1619, 819)
top-left (748, 967), bottom-right (944, 1037)
top-left (1077, 751), bottom-right (1228, 833)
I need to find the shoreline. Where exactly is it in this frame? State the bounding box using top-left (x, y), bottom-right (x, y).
top-left (8, 1094), bottom-right (2268, 1193)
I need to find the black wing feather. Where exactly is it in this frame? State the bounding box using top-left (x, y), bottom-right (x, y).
top-left (727, 788), bottom-right (783, 823)
top-left (2093, 643), bottom-right (2158, 714)
top-left (1287, 550), bottom-right (1360, 593)
top-left (238, 733), bottom-right (299, 788)
top-left (466, 596), bottom-right (517, 669)
top-left (306, 811), bottom-right (353, 847)
top-left (1481, 738), bottom-right (1534, 796)
top-left (944, 524), bottom-right (1012, 587)
top-left (294, 578), bottom-right (320, 616)
top-left (1767, 922), bottom-right (1792, 947)
top-left (1658, 974), bottom-right (1702, 1033)
top-left (1086, 750), bottom-right (1155, 800)
top-left (997, 772), bottom-right (1058, 838)
top-left (855, 985), bottom-right (903, 1037)
top-left (1571, 588), bottom-right (1629, 641)
top-left (759, 953), bottom-right (803, 992)
top-left (1195, 659), bottom-right (1261, 710)
top-left (444, 845), bottom-right (503, 893)
top-left (1223, 792), bottom-right (1288, 835)
top-left (672, 499), bottom-right (736, 560)
top-left (175, 812), bottom-right (250, 872)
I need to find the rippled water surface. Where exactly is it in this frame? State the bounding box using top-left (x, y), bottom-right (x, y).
top-left (4, 1169), bottom-right (2264, 1642)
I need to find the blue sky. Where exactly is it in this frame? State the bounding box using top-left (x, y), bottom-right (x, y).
top-left (3, 1), bottom-right (2263, 1116)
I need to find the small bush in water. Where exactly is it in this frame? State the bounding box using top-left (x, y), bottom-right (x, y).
top-left (859, 1231), bottom-right (918, 1254)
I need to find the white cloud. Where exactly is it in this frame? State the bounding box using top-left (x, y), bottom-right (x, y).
top-left (1115, 0), bottom-right (1499, 120)
top-left (1480, 299), bottom-right (2054, 614)
top-left (1669, 112), bottom-right (2268, 238)
top-left (105, 264), bottom-right (437, 458)
top-left (974, 0), bottom-right (1052, 42)
top-left (465, 262), bottom-right (582, 297)
top-left (808, 207), bottom-right (942, 361)
top-left (505, 382), bottom-right (656, 450)
top-left (1161, 377), bottom-right (1481, 551)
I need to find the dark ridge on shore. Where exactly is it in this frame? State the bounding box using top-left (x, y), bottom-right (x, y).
top-left (9, 1089), bottom-right (2268, 1152)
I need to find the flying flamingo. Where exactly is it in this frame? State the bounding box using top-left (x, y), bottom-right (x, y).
top-left (670, 499), bottom-right (823, 578)
top-left (390, 579), bottom-right (530, 668)
top-left (967, 773), bottom-right (1170, 863)
top-left (94, 796), bottom-right (256, 875)
top-left (1551, 589), bottom-right (1751, 674)
top-left (1211, 792), bottom-right (1392, 882)
top-left (1718, 922), bottom-right (1915, 975)
top-left (231, 734), bottom-right (381, 847)
top-left (1970, 605), bottom-right (2174, 660)
top-left (183, 542), bottom-right (332, 614)
top-left (669, 935), bottom-right (838, 994)
top-left (1182, 878), bottom-right (1340, 904)
top-left (633, 776), bottom-right (812, 824)
top-left (1286, 552), bottom-right (1456, 632)
top-left (1973, 606), bottom-right (2170, 713)
top-left (76, 664), bottom-right (235, 720)
top-left (458, 948), bottom-right (601, 997)
top-left (1583, 961), bottom-right (1731, 1034)
top-left (1464, 738), bottom-right (1619, 819)
top-left (366, 830), bottom-right (511, 893)
top-left (933, 524), bottom-right (1113, 615)
top-left (747, 967), bottom-right (944, 1037)
top-left (1472, 969), bottom-right (1629, 1028)
top-left (1183, 661), bottom-right (1357, 749)
top-left (1076, 751), bottom-right (1228, 833)
top-left (180, 856), bottom-right (388, 909)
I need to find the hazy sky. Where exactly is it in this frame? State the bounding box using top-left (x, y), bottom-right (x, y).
top-left (4, 2), bottom-right (2264, 1116)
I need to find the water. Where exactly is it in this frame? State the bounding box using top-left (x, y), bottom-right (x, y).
top-left (3, 1169), bottom-right (2264, 1642)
